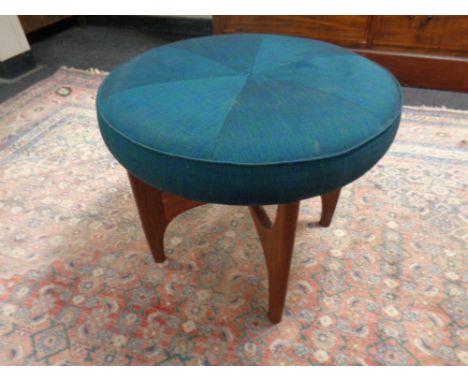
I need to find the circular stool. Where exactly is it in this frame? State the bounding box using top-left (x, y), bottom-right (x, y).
top-left (96, 33), bottom-right (402, 323)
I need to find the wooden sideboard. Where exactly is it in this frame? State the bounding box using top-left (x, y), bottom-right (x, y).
top-left (18, 16), bottom-right (73, 34)
top-left (213, 16), bottom-right (468, 92)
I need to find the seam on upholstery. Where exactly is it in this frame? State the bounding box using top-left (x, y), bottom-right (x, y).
top-left (259, 53), bottom-right (404, 118)
top-left (97, 101), bottom-right (402, 167)
top-left (174, 35), bottom-right (264, 75)
top-left (207, 75), bottom-right (251, 160)
top-left (207, 37), bottom-right (266, 159)
top-left (260, 74), bottom-right (394, 124)
top-left (102, 73), bottom-right (248, 107)
top-left (99, 72), bottom-right (242, 101)
top-left (98, 33), bottom-right (352, 101)
top-left (170, 46), bottom-right (244, 76)
top-left (249, 35), bottom-right (266, 73)
top-left (255, 52), bottom-right (350, 77)
top-left (96, 33), bottom-right (403, 167)
top-left (98, 55), bottom-right (241, 101)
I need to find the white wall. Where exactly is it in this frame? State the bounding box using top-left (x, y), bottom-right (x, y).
top-left (0, 16), bottom-right (30, 61)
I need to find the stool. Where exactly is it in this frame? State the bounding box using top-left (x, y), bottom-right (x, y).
top-left (96, 33), bottom-right (402, 323)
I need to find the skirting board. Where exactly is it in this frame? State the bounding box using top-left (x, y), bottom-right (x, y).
top-left (0, 50), bottom-right (36, 80)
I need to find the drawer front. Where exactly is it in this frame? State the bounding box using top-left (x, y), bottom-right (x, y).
top-left (214, 16), bottom-right (371, 47)
top-left (370, 16), bottom-right (468, 56)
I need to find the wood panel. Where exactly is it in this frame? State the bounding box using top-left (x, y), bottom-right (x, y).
top-left (213, 16), bottom-right (371, 47)
top-left (19, 16), bottom-right (72, 34)
top-left (356, 49), bottom-right (468, 92)
top-left (369, 16), bottom-right (468, 57)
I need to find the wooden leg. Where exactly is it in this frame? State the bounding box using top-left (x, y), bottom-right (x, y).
top-left (128, 173), bottom-right (168, 262)
top-left (128, 171), bottom-right (300, 323)
top-left (319, 188), bottom-right (341, 227)
top-left (249, 202), bottom-right (300, 324)
top-left (127, 172), bottom-right (205, 263)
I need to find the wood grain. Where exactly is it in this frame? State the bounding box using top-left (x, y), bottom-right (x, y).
top-left (369, 16), bottom-right (468, 57)
top-left (319, 189), bottom-right (341, 227)
top-left (128, 172), bottom-right (168, 263)
top-left (128, 172), bottom-right (206, 263)
top-left (161, 193), bottom-right (206, 222)
top-left (249, 202), bottom-right (300, 323)
top-left (356, 49), bottom-right (468, 92)
top-left (18, 16), bottom-right (72, 34)
top-left (128, 172), bottom-right (342, 323)
top-left (213, 16), bottom-right (371, 47)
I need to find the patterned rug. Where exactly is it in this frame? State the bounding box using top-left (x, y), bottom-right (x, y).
top-left (0, 68), bottom-right (467, 366)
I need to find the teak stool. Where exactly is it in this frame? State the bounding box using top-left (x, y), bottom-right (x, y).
top-left (97, 33), bottom-right (402, 323)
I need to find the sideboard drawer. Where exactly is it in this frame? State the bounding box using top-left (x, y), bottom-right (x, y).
top-left (370, 16), bottom-right (468, 56)
top-left (214, 16), bottom-right (371, 47)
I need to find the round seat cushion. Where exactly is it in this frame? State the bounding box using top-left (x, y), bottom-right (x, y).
top-left (97, 33), bottom-right (402, 205)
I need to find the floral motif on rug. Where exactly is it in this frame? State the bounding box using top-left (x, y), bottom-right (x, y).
top-left (0, 68), bottom-right (467, 365)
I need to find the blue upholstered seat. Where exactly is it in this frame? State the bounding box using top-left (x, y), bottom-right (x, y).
top-left (97, 33), bottom-right (402, 205)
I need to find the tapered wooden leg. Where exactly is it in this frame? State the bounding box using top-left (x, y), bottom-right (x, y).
top-left (128, 170), bottom-right (300, 323)
top-left (319, 188), bottom-right (341, 227)
top-left (128, 173), bottom-right (168, 262)
top-left (128, 172), bottom-right (206, 263)
top-left (249, 202), bottom-right (300, 323)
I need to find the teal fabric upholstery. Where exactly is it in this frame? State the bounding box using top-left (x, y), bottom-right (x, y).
top-left (97, 33), bottom-right (402, 205)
